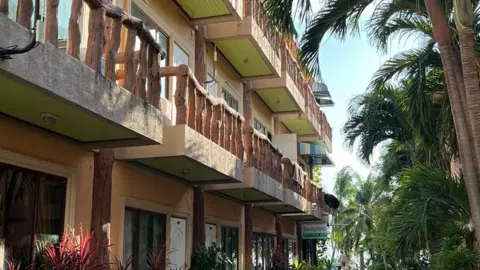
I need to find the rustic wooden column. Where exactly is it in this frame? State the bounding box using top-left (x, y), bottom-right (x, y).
top-left (90, 149), bottom-right (114, 265)
top-left (135, 41), bottom-right (148, 100)
top-left (175, 75), bottom-right (188, 124)
top-left (45, 0), bottom-right (60, 47)
top-left (243, 82), bottom-right (253, 126)
top-left (194, 25), bottom-right (206, 87)
top-left (123, 28), bottom-right (137, 92)
top-left (148, 47), bottom-right (161, 108)
top-left (296, 222), bottom-right (303, 261)
top-left (0, 0), bottom-right (8, 16)
top-left (17, 0), bottom-right (33, 29)
top-left (275, 215), bottom-right (283, 249)
top-left (195, 92), bottom-right (205, 134)
top-left (204, 99), bottom-right (213, 138)
top-left (67, 0), bottom-right (83, 59)
top-left (187, 82), bottom-right (196, 128)
top-left (192, 186), bottom-right (206, 252)
top-left (244, 204), bottom-right (253, 269)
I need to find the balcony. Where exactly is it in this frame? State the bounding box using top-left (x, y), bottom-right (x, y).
top-left (115, 65), bottom-right (244, 184)
top-left (0, 1), bottom-right (164, 148)
top-left (205, 0), bottom-right (281, 79)
top-left (298, 142), bottom-right (334, 167)
top-left (205, 127), bottom-right (283, 202)
top-left (255, 157), bottom-right (308, 213)
top-left (174, 0), bottom-right (243, 24)
top-left (251, 42), bottom-right (305, 113)
top-left (277, 86), bottom-right (333, 153)
top-left (311, 81), bottom-right (334, 107)
top-left (283, 180), bottom-right (331, 221)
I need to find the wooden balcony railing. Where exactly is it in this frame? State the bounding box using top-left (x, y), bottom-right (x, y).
top-left (245, 126), bottom-right (283, 182)
top-left (281, 157), bottom-right (306, 197)
top-left (1, 0), bottom-right (166, 109)
top-left (161, 65), bottom-right (245, 159)
top-left (282, 44), bottom-right (305, 99)
top-left (243, 0), bottom-right (281, 59)
top-left (319, 110), bottom-right (333, 144)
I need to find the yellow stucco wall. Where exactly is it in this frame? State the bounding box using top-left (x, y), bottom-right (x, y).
top-left (0, 115), bottom-right (94, 233)
top-left (205, 192), bottom-right (242, 222)
top-left (282, 217), bottom-right (296, 237)
top-left (252, 93), bottom-right (274, 132)
top-left (252, 207), bottom-right (276, 233)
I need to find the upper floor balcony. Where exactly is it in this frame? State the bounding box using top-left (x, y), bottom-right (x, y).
top-left (206, 127), bottom-right (284, 202)
top-left (0, 0), bottom-right (164, 148)
top-left (173, 0), bottom-right (243, 24)
top-left (115, 65), bottom-right (244, 184)
top-left (251, 41), bottom-right (305, 114)
top-left (273, 133), bottom-right (334, 167)
top-left (283, 180), bottom-right (331, 221)
top-left (205, 0), bottom-right (281, 79)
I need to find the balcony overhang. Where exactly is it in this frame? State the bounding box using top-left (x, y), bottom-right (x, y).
top-left (282, 207), bottom-right (329, 221)
top-left (276, 110), bottom-right (321, 140)
top-left (206, 16), bottom-right (281, 79)
top-left (174, 0), bottom-right (242, 24)
top-left (0, 14), bottom-right (162, 148)
top-left (205, 167), bottom-right (283, 202)
top-left (254, 189), bottom-right (308, 213)
top-left (252, 71), bottom-right (305, 113)
top-left (114, 125), bottom-right (243, 184)
top-left (298, 143), bottom-right (334, 167)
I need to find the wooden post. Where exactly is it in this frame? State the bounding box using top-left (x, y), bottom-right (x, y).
top-left (231, 116), bottom-right (237, 155)
top-left (219, 105), bottom-right (226, 148)
top-left (244, 204), bottom-right (253, 269)
top-left (188, 82), bottom-right (196, 128)
top-left (104, 19), bottom-right (122, 81)
top-left (194, 25), bottom-right (206, 87)
top-left (237, 119), bottom-right (244, 159)
top-left (17, 0), bottom-right (33, 29)
top-left (85, 8), bottom-right (106, 72)
top-left (192, 186), bottom-right (206, 252)
top-left (175, 76), bottom-right (188, 125)
top-left (123, 29), bottom-right (137, 92)
top-left (67, 0), bottom-right (83, 59)
top-left (135, 41), bottom-right (148, 100)
top-left (243, 82), bottom-right (252, 126)
top-left (204, 99), bottom-right (213, 139)
top-left (212, 105), bottom-right (221, 144)
top-left (45, 0), bottom-right (60, 47)
top-left (245, 128), bottom-right (253, 166)
top-left (297, 222), bottom-right (303, 261)
top-left (90, 149), bottom-right (114, 265)
top-left (225, 112), bottom-right (232, 151)
top-left (275, 215), bottom-right (283, 250)
top-left (195, 93), bottom-right (205, 134)
top-left (148, 47), bottom-right (161, 108)
top-left (0, 0), bottom-right (8, 16)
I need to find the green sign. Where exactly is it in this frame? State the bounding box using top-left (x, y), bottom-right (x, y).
top-left (301, 223), bottom-right (329, 239)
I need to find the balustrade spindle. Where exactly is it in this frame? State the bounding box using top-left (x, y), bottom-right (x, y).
top-left (0, 0), bottom-right (8, 15)
top-left (231, 116), bottom-right (237, 155)
top-left (195, 92), bottom-right (205, 134)
top-left (212, 105), bottom-right (221, 144)
top-left (45, 0), bottom-right (60, 47)
top-left (237, 119), bottom-right (245, 159)
top-left (84, 7), bottom-right (106, 72)
top-left (147, 47), bottom-right (161, 108)
top-left (175, 75), bottom-right (188, 125)
top-left (135, 41), bottom-right (148, 100)
top-left (252, 134), bottom-right (259, 168)
top-left (203, 99), bottom-right (213, 139)
top-left (225, 112), bottom-right (232, 151)
top-left (123, 29), bottom-right (137, 92)
top-left (219, 105), bottom-right (226, 148)
top-left (187, 82), bottom-right (196, 128)
top-left (67, 0), bottom-right (83, 59)
top-left (17, 0), bottom-right (33, 29)
top-left (245, 128), bottom-right (253, 166)
top-left (105, 19), bottom-right (122, 81)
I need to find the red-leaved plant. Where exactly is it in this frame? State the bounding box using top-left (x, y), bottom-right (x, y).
top-left (42, 224), bottom-right (109, 270)
top-left (271, 247), bottom-right (285, 270)
top-left (6, 260), bottom-right (21, 270)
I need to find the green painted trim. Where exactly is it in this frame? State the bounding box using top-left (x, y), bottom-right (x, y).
top-left (177, 0), bottom-right (230, 19)
top-left (0, 75), bottom-right (138, 142)
top-left (257, 88), bottom-right (299, 112)
top-left (216, 38), bottom-right (272, 77)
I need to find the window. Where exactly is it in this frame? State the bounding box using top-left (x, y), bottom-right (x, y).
top-left (131, 4), bottom-right (169, 98)
top-left (123, 208), bottom-right (167, 270)
top-left (171, 42), bottom-right (190, 96)
top-left (252, 233), bottom-right (275, 270)
top-left (221, 226), bottom-right (238, 270)
top-left (222, 89), bottom-right (239, 111)
top-left (282, 239), bottom-right (296, 269)
top-left (0, 163), bottom-right (67, 268)
top-left (253, 118), bottom-right (272, 140)
top-left (206, 73), bottom-right (217, 97)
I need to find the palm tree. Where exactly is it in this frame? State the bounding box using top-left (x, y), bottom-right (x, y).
top-left (263, 0), bottom-right (480, 239)
top-left (333, 167), bottom-right (382, 270)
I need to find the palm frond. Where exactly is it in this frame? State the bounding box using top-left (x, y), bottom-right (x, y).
top-left (262, 0), bottom-right (313, 37)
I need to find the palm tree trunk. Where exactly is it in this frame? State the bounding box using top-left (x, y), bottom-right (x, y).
top-left (359, 251), bottom-right (365, 270)
top-left (425, 0), bottom-right (480, 244)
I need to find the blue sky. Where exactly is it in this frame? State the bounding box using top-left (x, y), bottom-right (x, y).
top-left (293, 3), bottom-right (417, 193)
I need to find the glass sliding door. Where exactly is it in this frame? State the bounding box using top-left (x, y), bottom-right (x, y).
top-left (0, 163), bottom-right (66, 269)
top-left (221, 226), bottom-right (238, 270)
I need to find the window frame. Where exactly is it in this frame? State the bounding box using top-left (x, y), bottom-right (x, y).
top-left (123, 206), bottom-right (167, 269)
top-left (0, 162), bottom-right (67, 267)
top-left (222, 88), bottom-right (239, 111)
top-left (253, 232), bottom-right (275, 270)
top-left (221, 225), bottom-right (239, 270)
